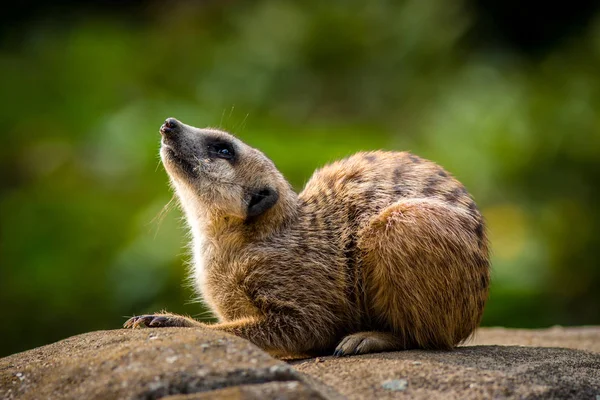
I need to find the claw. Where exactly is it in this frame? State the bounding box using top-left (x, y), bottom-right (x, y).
top-left (123, 316), bottom-right (138, 329)
top-left (138, 316), bottom-right (151, 327)
top-left (354, 338), bottom-right (366, 355)
top-left (124, 315), bottom-right (154, 329)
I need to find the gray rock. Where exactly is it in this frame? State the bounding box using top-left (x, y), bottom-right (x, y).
top-left (2, 327), bottom-right (600, 400)
top-left (467, 326), bottom-right (600, 353)
top-left (163, 381), bottom-right (323, 399)
top-left (0, 328), bottom-right (326, 400)
top-left (293, 345), bottom-right (600, 399)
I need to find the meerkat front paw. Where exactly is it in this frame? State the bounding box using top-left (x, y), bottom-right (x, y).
top-left (334, 332), bottom-right (403, 356)
top-left (123, 312), bottom-right (202, 329)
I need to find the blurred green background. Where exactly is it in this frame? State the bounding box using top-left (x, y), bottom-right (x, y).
top-left (1, 0), bottom-right (599, 357)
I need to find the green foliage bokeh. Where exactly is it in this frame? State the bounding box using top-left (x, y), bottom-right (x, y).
top-left (1, 1), bottom-right (599, 357)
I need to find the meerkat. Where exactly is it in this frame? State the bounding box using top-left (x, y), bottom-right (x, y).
top-left (124, 118), bottom-right (490, 357)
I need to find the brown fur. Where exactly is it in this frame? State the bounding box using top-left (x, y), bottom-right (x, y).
top-left (124, 118), bottom-right (490, 357)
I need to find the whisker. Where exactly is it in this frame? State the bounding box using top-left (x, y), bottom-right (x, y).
top-left (235, 113), bottom-right (250, 134)
top-left (227, 105), bottom-right (235, 129)
top-left (149, 194), bottom-right (177, 238)
top-left (219, 108), bottom-right (226, 129)
top-left (192, 310), bottom-right (215, 319)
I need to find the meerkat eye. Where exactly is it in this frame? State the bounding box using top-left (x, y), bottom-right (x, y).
top-left (207, 142), bottom-right (235, 160)
top-left (218, 148), bottom-right (231, 157)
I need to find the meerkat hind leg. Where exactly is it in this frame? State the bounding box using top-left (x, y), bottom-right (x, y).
top-left (334, 331), bottom-right (403, 356)
top-left (358, 198), bottom-right (483, 350)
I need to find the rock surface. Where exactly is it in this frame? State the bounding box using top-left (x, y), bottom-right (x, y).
top-left (1, 327), bottom-right (599, 399)
top-left (468, 326), bottom-right (600, 353)
top-left (0, 328), bottom-right (325, 400)
top-left (294, 345), bottom-right (600, 399)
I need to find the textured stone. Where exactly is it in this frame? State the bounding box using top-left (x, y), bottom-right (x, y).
top-left (293, 344), bottom-right (600, 399)
top-left (2, 327), bottom-right (600, 400)
top-left (0, 328), bottom-right (322, 400)
top-left (162, 381), bottom-right (324, 399)
top-left (468, 326), bottom-right (600, 353)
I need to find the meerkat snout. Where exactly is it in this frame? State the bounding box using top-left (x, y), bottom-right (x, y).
top-left (160, 117), bottom-right (180, 135)
top-left (125, 119), bottom-right (490, 358)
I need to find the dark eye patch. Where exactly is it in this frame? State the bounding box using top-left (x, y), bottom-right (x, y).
top-left (206, 139), bottom-right (236, 161)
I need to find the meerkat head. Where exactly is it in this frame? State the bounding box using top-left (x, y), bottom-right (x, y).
top-left (159, 118), bottom-right (297, 231)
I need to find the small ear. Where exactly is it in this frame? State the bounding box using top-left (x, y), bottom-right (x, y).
top-left (246, 187), bottom-right (279, 219)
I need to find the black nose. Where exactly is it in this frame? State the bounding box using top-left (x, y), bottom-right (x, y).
top-left (160, 118), bottom-right (180, 136)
